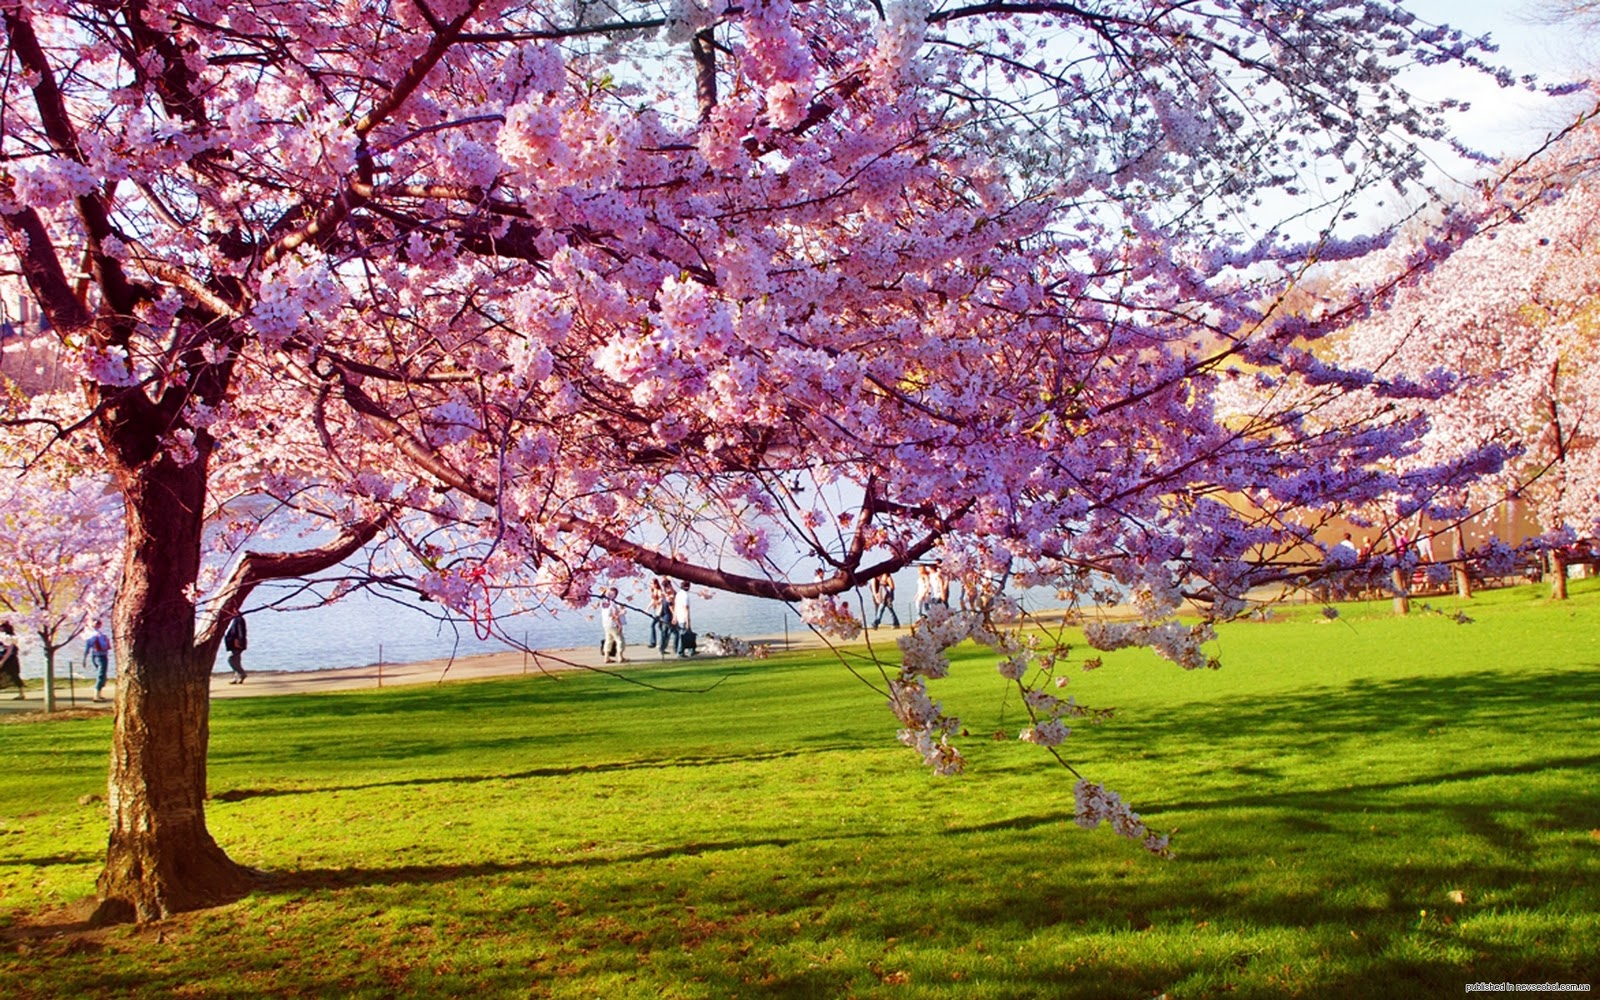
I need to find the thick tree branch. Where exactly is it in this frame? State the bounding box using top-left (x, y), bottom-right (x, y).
top-left (2, 4), bottom-right (144, 323)
top-left (0, 208), bottom-right (93, 334)
top-left (197, 516), bottom-right (386, 654)
top-left (262, 0), bottom-right (483, 266)
top-left (334, 366), bottom-right (965, 599)
top-left (121, 0), bottom-right (208, 126)
top-left (356, 1), bottom-right (483, 137)
top-left (692, 27), bottom-right (718, 122)
top-left (551, 508), bottom-right (959, 601)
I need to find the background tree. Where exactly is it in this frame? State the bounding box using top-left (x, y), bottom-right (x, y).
top-left (0, 0), bottom-right (1538, 921)
top-left (1325, 110), bottom-right (1600, 599)
top-left (0, 415), bottom-right (122, 711)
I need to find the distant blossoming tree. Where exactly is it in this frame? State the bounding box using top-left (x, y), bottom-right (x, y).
top-left (0, 0), bottom-right (1548, 920)
top-left (1326, 110), bottom-right (1600, 599)
top-left (0, 407), bottom-right (122, 711)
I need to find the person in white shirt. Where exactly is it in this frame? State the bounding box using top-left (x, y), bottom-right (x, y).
top-left (673, 582), bottom-right (693, 656)
top-left (928, 560), bottom-right (950, 609)
top-left (1332, 533), bottom-right (1358, 562)
top-left (84, 620), bottom-right (112, 701)
top-left (601, 588), bottom-right (627, 663)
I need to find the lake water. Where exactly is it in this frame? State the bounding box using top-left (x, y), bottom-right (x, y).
top-left (233, 564), bottom-right (1069, 673)
top-left (18, 563), bottom-right (1081, 678)
top-left (234, 578), bottom-right (810, 672)
top-left (23, 565), bottom-right (1039, 678)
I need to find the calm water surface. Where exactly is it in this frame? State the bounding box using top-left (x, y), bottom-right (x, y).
top-left (20, 566), bottom-right (1077, 679)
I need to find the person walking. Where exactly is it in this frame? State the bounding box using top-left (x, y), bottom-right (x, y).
top-left (673, 581), bottom-right (694, 656)
top-left (656, 578), bottom-right (676, 655)
top-left (601, 587), bottom-right (628, 663)
top-left (870, 573), bottom-right (899, 629)
top-left (647, 578), bottom-right (663, 648)
top-left (84, 619), bottom-right (112, 701)
top-left (928, 559), bottom-right (950, 610)
top-left (222, 611), bottom-right (249, 684)
top-left (914, 565), bottom-right (932, 620)
top-left (0, 622), bottom-right (24, 699)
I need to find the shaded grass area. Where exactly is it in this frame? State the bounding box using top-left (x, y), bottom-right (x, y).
top-left (1, 581), bottom-right (1597, 997)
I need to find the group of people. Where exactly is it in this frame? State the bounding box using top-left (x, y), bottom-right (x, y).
top-left (912, 562), bottom-right (951, 620)
top-left (0, 618), bottom-right (116, 702)
top-left (651, 578), bottom-right (695, 657)
top-left (868, 560), bottom-right (980, 629)
top-left (3, 562), bottom-right (989, 701)
top-left (0, 610), bottom-right (254, 705)
top-left (599, 578), bottom-right (697, 663)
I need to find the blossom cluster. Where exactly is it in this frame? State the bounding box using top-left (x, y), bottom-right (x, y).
top-left (1074, 780), bottom-right (1172, 857)
top-left (1083, 619), bottom-right (1217, 671)
top-left (797, 595), bottom-right (863, 641)
top-left (887, 676), bottom-right (964, 775)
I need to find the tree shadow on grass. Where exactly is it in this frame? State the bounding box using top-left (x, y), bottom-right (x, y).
top-left (13, 662), bottom-right (1596, 998)
top-left (210, 742), bottom-right (864, 802)
top-left (252, 833), bottom-right (842, 896)
top-left (950, 666), bottom-right (1600, 851)
top-left (1136, 751), bottom-right (1600, 818)
top-left (0, 853), bottom-right (100, 868)
top-left (214, 658), bottom-right (779, 721)
top-left (1093, 664), bottom-right (1600, 788)
top-left (0, 835), bottom-right (819, 950)
top-left (1193, 665), bottom-right (1595, 738)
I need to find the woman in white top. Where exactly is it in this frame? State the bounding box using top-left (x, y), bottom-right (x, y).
top-left (673, 582), bottom-right (693, 655)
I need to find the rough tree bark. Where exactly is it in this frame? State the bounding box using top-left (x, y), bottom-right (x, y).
top-left (92, 437), bottom-right (252, 923)
top-left (91, 457), bottom-right (384, 920)
top-left (1549, 549), bottom-right (1569, 601)
top-left (1391, 566), bottom-right (1411, 616)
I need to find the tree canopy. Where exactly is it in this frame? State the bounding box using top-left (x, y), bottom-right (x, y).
top-left (0, 0), bottom-right (1554, 920)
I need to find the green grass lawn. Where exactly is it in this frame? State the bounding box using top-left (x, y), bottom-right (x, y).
top-left (2, 580), bottom-right (1597, 998)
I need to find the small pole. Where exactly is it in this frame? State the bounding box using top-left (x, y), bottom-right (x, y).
top-left (67, 657), bottom-right (75, 708)
top-left (783, 611), bottom-right (789, 651)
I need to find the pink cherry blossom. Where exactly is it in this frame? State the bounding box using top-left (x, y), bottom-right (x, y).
top-left (0, 0), bottom-right (1544, 914)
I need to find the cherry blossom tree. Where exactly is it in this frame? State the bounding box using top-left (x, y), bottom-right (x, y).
top-left (1325, 109), bottom-right (1600, 600)
top-left (0, 0), bottom-right (1539, 920)
top-left (0, 426), bottom-right (122, 711)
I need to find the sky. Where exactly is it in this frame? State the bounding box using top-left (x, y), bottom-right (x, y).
top-left (1278, 1), bottom-right (1600, 235)
top-left (1400, 0), bottom-right (1595, 164)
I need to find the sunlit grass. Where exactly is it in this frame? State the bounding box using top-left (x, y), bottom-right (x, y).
top-left (1, 580), bottom-right (1596, 997)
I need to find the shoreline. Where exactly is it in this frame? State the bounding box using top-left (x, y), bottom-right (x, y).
top-left (0, 602), bottom-right (1156, 717)
top-left (0, 623), bottom-right (875, 715)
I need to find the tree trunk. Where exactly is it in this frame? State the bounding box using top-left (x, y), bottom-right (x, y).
top-left (1391, 567), bottom-right (1410, 616)
top-left (93, 459), bottom-right (252, 924)
top-left (1550, 550), bottom-right (1569, 601)
top-left (42, 643), bottom-right (56, 713)
top-left (1453, 524), bottom-right (1473, 600)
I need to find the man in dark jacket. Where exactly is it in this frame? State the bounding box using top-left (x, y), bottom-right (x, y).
top-left (223, 612), bottom-right (248, 684)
